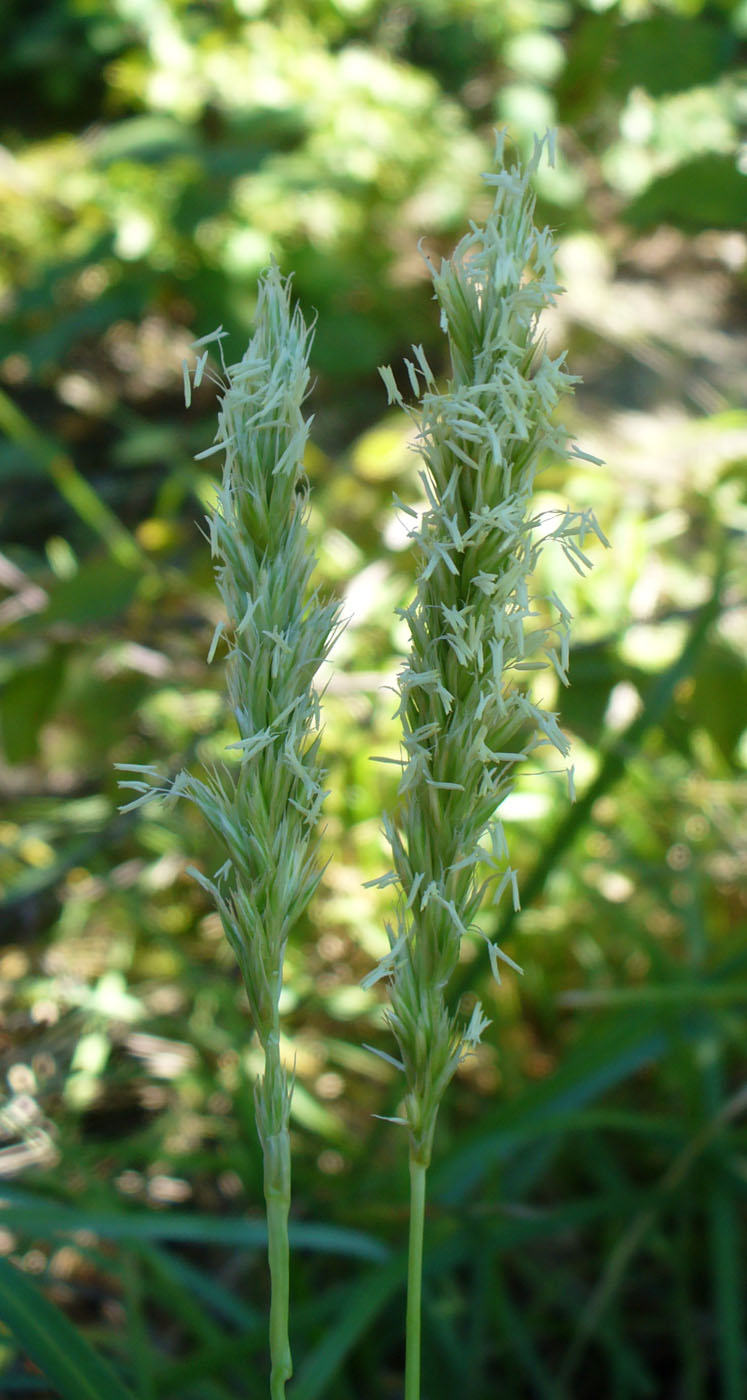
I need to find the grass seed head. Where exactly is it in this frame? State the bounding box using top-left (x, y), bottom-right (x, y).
top-left (374, 132), bottom-right (606, 1163)
top-left (118, 267), bottom-right (341, 1138)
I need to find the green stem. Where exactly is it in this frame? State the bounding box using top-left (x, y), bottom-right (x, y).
top-left (259, 1032), bottom-right (292, 1399)
top-left (405, 1155), bottom-right (428, 1400)
top-left (263, 1126), bottom-right (292, 1399)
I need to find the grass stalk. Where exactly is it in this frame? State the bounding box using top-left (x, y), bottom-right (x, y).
top-left (405, 1154), bottom-right (428, 1400)
top-left (266, 1175), bottom-right (292, 1398)
top-left (258, 1026), bottom-right (293, 1396)
top-left (263, 1117), bottom-right (292, 1392)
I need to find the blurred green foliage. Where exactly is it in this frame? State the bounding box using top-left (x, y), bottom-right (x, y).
top-left (0, 0), bottom-right (745, 1396)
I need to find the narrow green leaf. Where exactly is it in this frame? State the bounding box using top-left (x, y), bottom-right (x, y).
top-left (123, 1252), bottom-right (155, 1400)
top-left (708, 1179), bottom-right (744, 1400)
top-left (0, 386), bottom-right (151, 574)
top-left (141, 1242), bottom-right (258, 1332)
top-left (292, 1236), bottom-right (468, 1400)
top-left (0, 1255), bottom-right (136, 1400)
top-left (557, 980), bottom-right (747, 1009)
top-left (492, 1267), bottom-right (557, 1400)
top-left (431, 1015), bottom-right (676, 1203)
top-left (560, 1084), bottom-right (747, 1385)
top-left (0, 1191), bottom-right (389, 1261)
top-left (292, 1256), bottom-right (405, 1400)
top-left (154, 1330), bottom-right (266, 1394)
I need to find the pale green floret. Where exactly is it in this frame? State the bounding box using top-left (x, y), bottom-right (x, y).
top-left (374, 132), bottom-right (607, 1166)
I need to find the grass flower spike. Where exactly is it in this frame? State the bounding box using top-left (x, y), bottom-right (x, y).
top-left (371, 132), bottom-right (606, 1398)
top-left (118, 265), bottom-right (340, 1398)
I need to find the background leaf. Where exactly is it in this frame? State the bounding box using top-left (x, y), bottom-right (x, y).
top-left (0, 1256), bottom-right (136, 1400)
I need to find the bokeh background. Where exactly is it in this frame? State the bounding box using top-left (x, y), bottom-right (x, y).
top-left (0, 1), bottom-right (745, 1396)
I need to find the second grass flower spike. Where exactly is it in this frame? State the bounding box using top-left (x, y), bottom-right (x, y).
top-left (370, 131), bottom-right (607, 1399)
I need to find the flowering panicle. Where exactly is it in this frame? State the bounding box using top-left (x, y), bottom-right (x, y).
top-left (120, 265), bottom-right (339, 1077)
top-left (370, 132), bottom-right (606, 1166)
top-left (117, 265), bottom-right (340, 1397)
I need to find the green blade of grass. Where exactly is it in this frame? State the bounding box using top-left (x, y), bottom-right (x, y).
top-left (420, 1290), bottom-right (465, 1393)
top-left (140, 1242), bottom-right (259, 1332)
top-left (560, 1083), bottom-right (747, 1386)
top-left (292, 1235), bottom-right (469, 1400)
top-left (291, 1255), bottom-right (406, 1400)
top-left (122, 1251), bottom-right (155, 1400)
top-left (431, 1014), bottom-right (677, 1203)
top-left (708, 1177), bottom-right (744, 1400)
top-left (0, 1255), bottom-right (136, 1400)
top-left (698, 977), bottom-right (745, 1400)
top-left (557, 980), bottom-right (747, 1008)
top-left (0, 1378), bottom-right (70, 1393)
top-left (491, 1265), bottom-right (559, 1400)
top-left (154, 1327), bottom-right (267, 1395)
top-left (0, 1192), bottom-right (389, 1262)
top-left (0, 385), bottom-right (151, 574)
